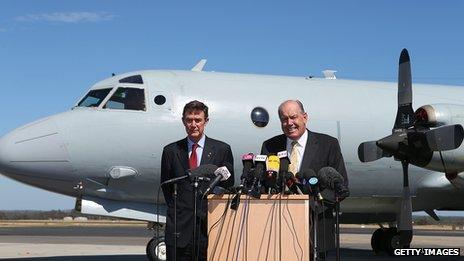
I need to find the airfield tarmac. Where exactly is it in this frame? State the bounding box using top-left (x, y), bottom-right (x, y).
top-left (0, 222), bottom-right (462, 260)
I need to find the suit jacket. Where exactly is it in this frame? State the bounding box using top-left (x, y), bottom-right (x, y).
top-left (261, 130), bottom-right (347, 252)
top-left (161, 136), bottom-right (234, 247)
top-left (261, 130), bottom-right (348, 187)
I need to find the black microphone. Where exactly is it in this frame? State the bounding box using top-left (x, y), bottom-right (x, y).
top-left (282, 171), bottom-right (305, 194)
top-left (231, 153), bottom-right (255, 210)
top-left (318, 167), bottom-right (350, 198)
top-left (241, 153), bottom-right (255, 181)
top-left (203, 166), bottom-right (232, 197)
top-left (190, 164), bottom-right (218, 180)
top-left (161, 175), bottom-right (190, 186)
top-left (253, 155), bottom-right (267, 181)
top-left (248, 155), bottom-right (266, 198)
top-left (277, 150), bottom-right (290, 192)
top-left (160, 164), bottom-right (217, 186)
top-left (296, 169), bottom-right (322, 200)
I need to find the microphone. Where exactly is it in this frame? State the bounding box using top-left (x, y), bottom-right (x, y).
top-left (161, 164), bottom-right (218, 186)
top-left (231, 153), bottom-right (255, 210)
top-left (253, 155), bottom-right (267, 180)
top-left (277, 150), bottom-right (290, 192)
top-left (277, 151), bottom-right (290, 173)
top-left (308, 175), bottom-right (323, 201)
top-left (248, 155), bottom-right (267, 198)
top-left (282, 171), bottom-right (304, 194)
top-left (296, 169), bottom-right (322, 200)
top-left (239, 153), bottom-right (255, 189)
top-left (190, 164), bottom-right (219, 180)
top-left (241, 153), bottom-right (255, 181)
top-left (161, 175), bottom-right (189, 186)
top-left (318, 167), bottom-right (350, 198)
top-left (203, 166), bottom-right (232, 197)
top-left (265, 155), bottom-right (280, 194)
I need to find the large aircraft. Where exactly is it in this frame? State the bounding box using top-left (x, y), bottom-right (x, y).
top-left (1, 49), bottom-right (464, 260)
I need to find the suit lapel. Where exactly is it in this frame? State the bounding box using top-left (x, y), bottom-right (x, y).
top-left (176, 138), bottom-right (189, 173)
top-left (201, 136), bottom-right (215, 164)
top-left (301, 130), bottom-right (318, 169)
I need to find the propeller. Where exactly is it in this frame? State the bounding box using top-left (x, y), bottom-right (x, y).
top-left (357, 49), bottom-right (464, 250)
top-left (358, 49), bottom-right (464, 164)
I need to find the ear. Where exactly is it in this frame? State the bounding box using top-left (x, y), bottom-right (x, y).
top-left (205, 118), bottom-right (209, 124)
top-left (303, 113), bottom-right (308, 123)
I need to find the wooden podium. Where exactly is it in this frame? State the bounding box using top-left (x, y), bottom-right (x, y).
top-left (207, 195), bottom-right (311, 261)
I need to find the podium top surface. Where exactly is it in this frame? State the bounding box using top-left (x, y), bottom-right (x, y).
top-left (207, 194), bottom-right (309, 200)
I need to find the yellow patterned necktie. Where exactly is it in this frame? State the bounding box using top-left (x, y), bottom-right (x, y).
top-left (289, 140), bottom-right (299, 174)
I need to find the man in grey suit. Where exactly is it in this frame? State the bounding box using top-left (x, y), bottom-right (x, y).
top-left (261, 100), bottom-right (348, 260)
top-left (161, 100), bottom-right (234, 261)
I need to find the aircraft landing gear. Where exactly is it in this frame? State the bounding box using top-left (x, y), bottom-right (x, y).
top-left (146, 236), bottom-right (166, 261)
top-left (371, 227), bottom-right (412, 256)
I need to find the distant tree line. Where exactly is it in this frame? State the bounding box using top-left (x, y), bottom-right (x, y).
top-left (0, 210), bottom-right (121, 220)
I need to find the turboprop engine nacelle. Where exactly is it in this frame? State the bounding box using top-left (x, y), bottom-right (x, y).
top-left (414, 104), bottom-right (464, 173)
top-left (415, 104), bottom-right (464, 127)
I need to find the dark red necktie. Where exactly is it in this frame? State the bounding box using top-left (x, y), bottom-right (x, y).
top-left (189, 143), bottom-right (198, 169)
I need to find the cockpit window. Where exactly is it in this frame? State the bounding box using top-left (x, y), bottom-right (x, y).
top-left (77, 88), bottom-right (112, 107)
top-left (103, 87), bottom-right (146, 111)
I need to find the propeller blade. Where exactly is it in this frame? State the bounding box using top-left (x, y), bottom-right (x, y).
top-left (358, 141), bottom-right (386, 162)
top-left (394, 48), bottom-right (415, 130)
top-left (426, 124), bottom-right (464, 151)
top-left (376, 132), bottom-right (406, 154)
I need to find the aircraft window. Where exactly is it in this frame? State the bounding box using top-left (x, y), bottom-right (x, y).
top-left (154, 95), bottom-right (166, 105)
top-left (104, 87), bottom-right (146, 111)
top-left (251, 107), bottom-right (269, 127)
top-left (77, 88), bottom-right (112, 107)
top-left (119, 75), bottom-right (143, 84)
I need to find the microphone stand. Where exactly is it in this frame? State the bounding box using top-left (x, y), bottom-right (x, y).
top-left (310, 196), bottom-right (319, 261)
top-left (192, 176), bottom-right (200, 261)
top-left (335, 195), bottom-right (341, 261)
top-left (173, 183), bottom-right (178, 261)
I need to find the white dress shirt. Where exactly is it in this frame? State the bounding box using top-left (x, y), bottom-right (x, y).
top-left (286, 129), bottom-right (308, 173)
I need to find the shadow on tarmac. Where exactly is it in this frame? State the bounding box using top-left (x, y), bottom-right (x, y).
top-left (10, 249), bottom-right (463, 261)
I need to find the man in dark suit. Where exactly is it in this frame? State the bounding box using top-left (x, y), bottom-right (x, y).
top-left (261, 100), bottom-right (348, 260)
top-left (161, 100), bottom-right (234, 261)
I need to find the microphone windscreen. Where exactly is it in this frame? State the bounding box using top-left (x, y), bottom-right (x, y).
top-left (296, 169), bottom-right (316, 180)
top-left (241, 153), bottom-right (254, 161)
top-left (241, 153), bottom-right (255, 179)
top-left (266, 155), bottom-right (280, 173)
top-left (190, 164), bottom-right (218, 178)
top-left (318, 167), bottom-right (344, 189)
top-left (253, 155), bottom-right (267, 179)
top-left (277, 151), bottom-right (290, 172)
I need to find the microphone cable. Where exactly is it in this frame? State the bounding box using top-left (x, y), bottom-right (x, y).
top-left (279, 192), bottom-right (282, 261)
top-left (232, 193), bottom-right (252, 261)
top-left (226, 192), bottom-right (241, 261)
top-left (281, 196), bottom-right (304, 261)
top-left (207, 193), bottom-right (232, 261)
top-left (321, 199), bottom-right (326, 258)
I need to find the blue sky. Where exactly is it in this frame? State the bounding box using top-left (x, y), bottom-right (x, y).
top-left (1, 1), bottom-right (464, 213)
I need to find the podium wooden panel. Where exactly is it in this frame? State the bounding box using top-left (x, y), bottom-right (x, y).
top-left (207, 195), bottom-right (311, 261)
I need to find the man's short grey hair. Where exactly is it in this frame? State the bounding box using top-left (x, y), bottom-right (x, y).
top-left (278, 100), bottom-right (306, 117)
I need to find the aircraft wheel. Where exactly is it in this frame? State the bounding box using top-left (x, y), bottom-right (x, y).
top-left (371, 228), bottom-right (386, 255)
top-left (384, 228), bottom-right (402, 256)
top-left (146, 236), bottom-right (166, 261)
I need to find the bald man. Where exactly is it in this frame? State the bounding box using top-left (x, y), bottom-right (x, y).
top-left (261, 100), bottom-right (348, 260)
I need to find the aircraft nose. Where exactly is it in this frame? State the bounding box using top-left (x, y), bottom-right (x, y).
top-left (0, 117), bottom-right (72, 179)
